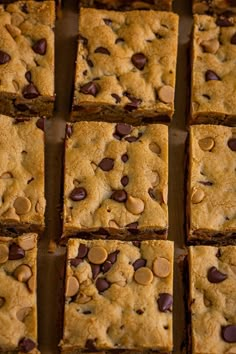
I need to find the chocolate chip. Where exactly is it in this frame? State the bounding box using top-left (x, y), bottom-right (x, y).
top-left (228, 138), bottom-right (236, 151)
top-left (25, 71), bottom-right (32, 83)
top-left (98, 158), bottom-right (114, 171)
top-left (111, 93), bottom-right (121, 103)
top-left (133, 258), bottom-right (146, 271)
top-left (231, 33), bottom-right (236, 45)
top-left (222, 325), bottom-right (236, 343)
top-left (216, 249), bottom-right (222, 258)
top-left (111, 190), bottom-right (127, 202)
top-left (207, 266), bottom-right (227, 283)
top-left (77, 244), bottom-right (88, 258)
top-left (115, 38), bottom-right (124, 44)
top-left (86, 339), bottom-right (97, 350)
top-left (22, 84), bottom-right (39, 99)
top-left (131, 53), bottom-right (147, 70)
top-left (115, 123), bottom-right (132, 137)
top-left (21, 4), bottom-right (28, 13)
top-left (69, 187), bottom-right (87, 201)
top-left (36, 118), bottom-right (44, 131)
top-left (0, 50), bottom-right (11, 65)
top-left (102, 261), bottom-right (112, 273)
top-left (121, 176), bottom-right (129, 187)
top-left (198, 181), bottom-right (213, 186)
top-left (95, 278), bottom-right (110, 292)
top-left (19, 338), bottom-right (36, 353)
top-left (14, 103), bottom-right (28, 112)
top-left (66, 124), bottom-right (73, 138)
top-left (205, 70), bottom-right (220, 81)
top-left (32, 38), bottom-right (47, 55)
top-left (91, 264), bottom-right (101, 279)
top-left (157, 293), bottom-right (173, 312)
top-left (107, 250), bottom-right (119, 264)
top-left (103, 18), bottom-right (112, 26)
top-left (132, 240), bottom-right (141, 247)
top-left (94, 47), bottom-right (110, 55)
top-left (125, 136), bottom-right (139, 142)
top-left (216, 16), bottom-right (234, 27)
top-left (126, 222), bottom-right (138, 232)
top-left (80, 81), bottom-right (100, 97)
top-left (136, 309), bottom-right (144, 315)
top-left (121, 153), bottom-right (128, 163)
top-left (70, 258), bottom-right (83, 267)
top-left (8, 243), bottom-right (25, 260)
top-left (78, 33), bottom-right (88, 45)
top-left (124, 98), bottom-right (142, 112)
top-left (148, 188), bottom-right (156, 199)
top-left (86, 58), bottom-right (94, 67)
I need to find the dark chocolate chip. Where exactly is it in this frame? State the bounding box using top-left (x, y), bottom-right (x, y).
top-left (231, 33), bottom-right (236, 45)
top-left (83, 310), bottom-right (92, 314)
top-left (111, 93), bottom-right (121, 104)
top-left (78, 33), bottom-right (88, 45)
top-left (0, 50), bottom-right (11, 65)
top-left (19, 338), bottom-right (36, 353)
top-left (66, 124), bottom-right (73, 138)
top-left (207, 266), bottom-right (227, 283)
top-left (111, 190), bottom-right (127, 202)
top-left (86, 339), bottom-right (97, 351)
top-left (95, 278), bottom-right (110, 292)
top-left (93, 228), bottom-right (110, 236)
top-left (32, 38), bottom-right (47, 55)
top-left (125, 136), bottom-right (139, 142)
top-left (70, 258), bottom-right (83, 267)
top-left (86, 58), bottom-right (94, 67)
top-left (202, 94), bottom-right (211, 100)
top-left (205, 70), bottom-right (220, 81)
top-left (83, 70), bottom-right (88, 76)
top-left (15, 103), bottom-right (28, 112)
top-left (198, 181), bottom-right (213, 186)
top-left (102, 261), bottom-right (112, 273)
top-left (157, 293), bottom-right (173, 312)
top-left (8, 243), bottom-right (25, 260)
top-left (36, 118), bottom-right (44, 131)
top-left (216, 249), bottom-right (222, 258)
top-left (98, 158), bottom-right (114, 171)
top-left (69, 187), bottom-right (87, 201)
top-left (25, 71), bottom-right (32, 83)
top-left (124, 98), bottom-right (142, 112)
top-left (121, 153), bottom-right (128, 163)
top-left (216, 16), bottom-right (234, 27)
top-left (94, 47), bottom-right (110, 55)
top-left (131, 53), bottom-right (147, 70)
top-left (115, 123), bottom-right (132, 137)
top-left (133, 258), bottom-right (146, 271)
top-left (222, 325), bottom-right (236, 343)
top-left (107, 250), bottom-right (119, 264)
top-left (103, 18), bottom-right (112, 26)
top-left (132, 240), bottom-right (141, 247)
top-left (136, 309), bottom-right (144, 315)
top-left (115, 38), bottom-right (125, 44)
top-left (21, 4), bottom-right (28, 13)
top-left (91, 264), bottom-right (101, 279)
top-left (148, 188), bottom-right (156, 199)
top-left (228, 138), bottom-right (236, 151)
top-left (80, 81), bottom-right (100, 97)
top-left (22, 83), bottom-right (40, 99)
top-left (126, 222), bottom-right (138, 230)
top-left (77, 244), bottom-right (88, 258)
top-left (121, 176), bottom-right (129, 187)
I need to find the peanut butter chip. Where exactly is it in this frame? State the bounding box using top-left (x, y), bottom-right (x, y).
top-left (153, 257), bottom-right (170, 278)
top-left (14, 197), bottom-right (31, 215)
top-left (88, 246), bottom-right (108, 264)
top-left (134, 267), bottom-right (153, 285)
top-left (16, 307), bottom-right (31, 321)
top-left (125, 196), bottom-right (145, 215)
top-left (0, 172), bottom-right (13, 179)
top-left (27, 275), bottom-right (35, 293)
top-left (149, 142), bottom-right (161, 155)
top-left (109, 220), bottom-right (119, 229)
top-left (201, 39), bottom-right (220, 54)
top-left (0, 244), bottom-right (9, 264)
top-left (14, 264), bottom-right (32, 282)
top-left (191, 188), bottom-right (205, 204)
top-left (66, 276), bottom-right (80, 297)
top-left (158, 85), bottom-right (174, 103)
top-left (18, 235), bottom-right (36, 251)
top-left (198, 137), bottom-right (215, 151)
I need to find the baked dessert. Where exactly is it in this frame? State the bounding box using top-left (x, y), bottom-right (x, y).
top-left (187, 125), bottom-right (236, 243)
top-left (0, 115), bottom-right (45, 237)
top-left (60, 239), bottom-right (174, 353)
top-left (0, 233), bottom-right (38, 353)
top-left (190, 14), bottom-right (236, 125)
top-left (0, 1), bottom-right (55, 118)
top-left (72, 8), bottom-right (179, 123)
top-left (63, 122), bottom-right (168, 240)
top-left (192, 0), bottom-right (236, 14)
top-left (189, 245), bottom-right (236, 353)
top-left (79, 0), bottom-right (173, 11)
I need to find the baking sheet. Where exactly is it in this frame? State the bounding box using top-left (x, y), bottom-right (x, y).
top-left (38, 1), bottom-right (193, 352)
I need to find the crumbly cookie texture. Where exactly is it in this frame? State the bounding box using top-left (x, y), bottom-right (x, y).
top-left (63, 122), bottom-right (168, 240)
top-left (0, 1), bottom-right (55, 118)
top-left (190, 14), bottom-right (236, 125)
top-left (72, 8), bottom-right (179, 123)
top-left (60, 239), bottom-right (174, 353)
top-left (187, 125), bottom-right (236, 243)
top-left (79, 0), bottom-right (173, 11)
top-left (0, 115), bottom-right (45, 236)
top-left (0, 233), bottom-right (38, 353)
top-left (189, 246), bottom-right (236, 353)
top-left (193, 0), bottom-right (236, 14)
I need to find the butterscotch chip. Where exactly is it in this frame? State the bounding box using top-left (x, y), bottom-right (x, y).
top-left (0, 244), bottom-right (9, 264)
top-left (27, 275), bottom-right (36, 293)
top-left (109, 220), bottom-right (119, 229)
top-left (18, 234), bottom-right (36, 251)
top-left (134, 267), bottom-right (153, 285)
top-left (14, 197), bottom-right (31, 215)
top-left (16, 307), bottom-right (32, 321)
top-left (14, 264), bottom-right (32, 282)
top-left (125, 196), bottom-right (145, 215)
top-left (191, 188), bottom-right (205, 204)
top-left (201, 39), bottom-right (219, 54)
top-left (66, 276), bottom-right (80, 297)
top-left (149, 142), bottom-right (161, 154)
top-left (198, 137), bottom-right (215, 151)
top-left (158, 85), bottom-right (174, 104)
top-left (88, 246), bottom-right (108, 264)
top-left (0, 172), bottom-right (13, 179)
top-left (153, 257), bottom-right (171, 278)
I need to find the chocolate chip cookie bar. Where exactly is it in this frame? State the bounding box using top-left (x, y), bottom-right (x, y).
top-left (0, 1), bottom-right (55, 118)
top-left (71, 8), bottom-right (179, 124)
top-left (193, 0), bottom-right (236, 14)
top-left (0, 233), bottom-right (38, 353)
top-left (60, 239), bottom-right (174, 353)
top-left (0, 115), bottom-right (45, 237)
top-left (187, 125), bottom-right (236, 243)
top-left (190, 14), bottom-right (236, 125)
top-left (63, 122), bottom-right (168, 240)
top-left (189, 245), bottom-right (236, 353)
top-left (80, 0), bottom-right (173, 11)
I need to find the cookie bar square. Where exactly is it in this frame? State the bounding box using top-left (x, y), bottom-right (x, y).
top-left (190, 14), bottom-right (236, 125)
top-left (0, 115), bottom-right (45, 237)
top-left (72, 8), bottom-right (179, 124)
top-left (60, 239), bottom-right (174, 352)
top-left (0, 233), bottom-right (38, 353)
top-left (187, 125), bottom-right (236, 243)
top-left (192, 0), bottom-right (236, 14)
top-left (189, 245), bottom-right (236, 353)
top-left (63, 122), bottom-right (168, 240)
top-left (79, 0), bottom-right (173, 11)
top-left (0, 1), bottom-right (55, 118)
